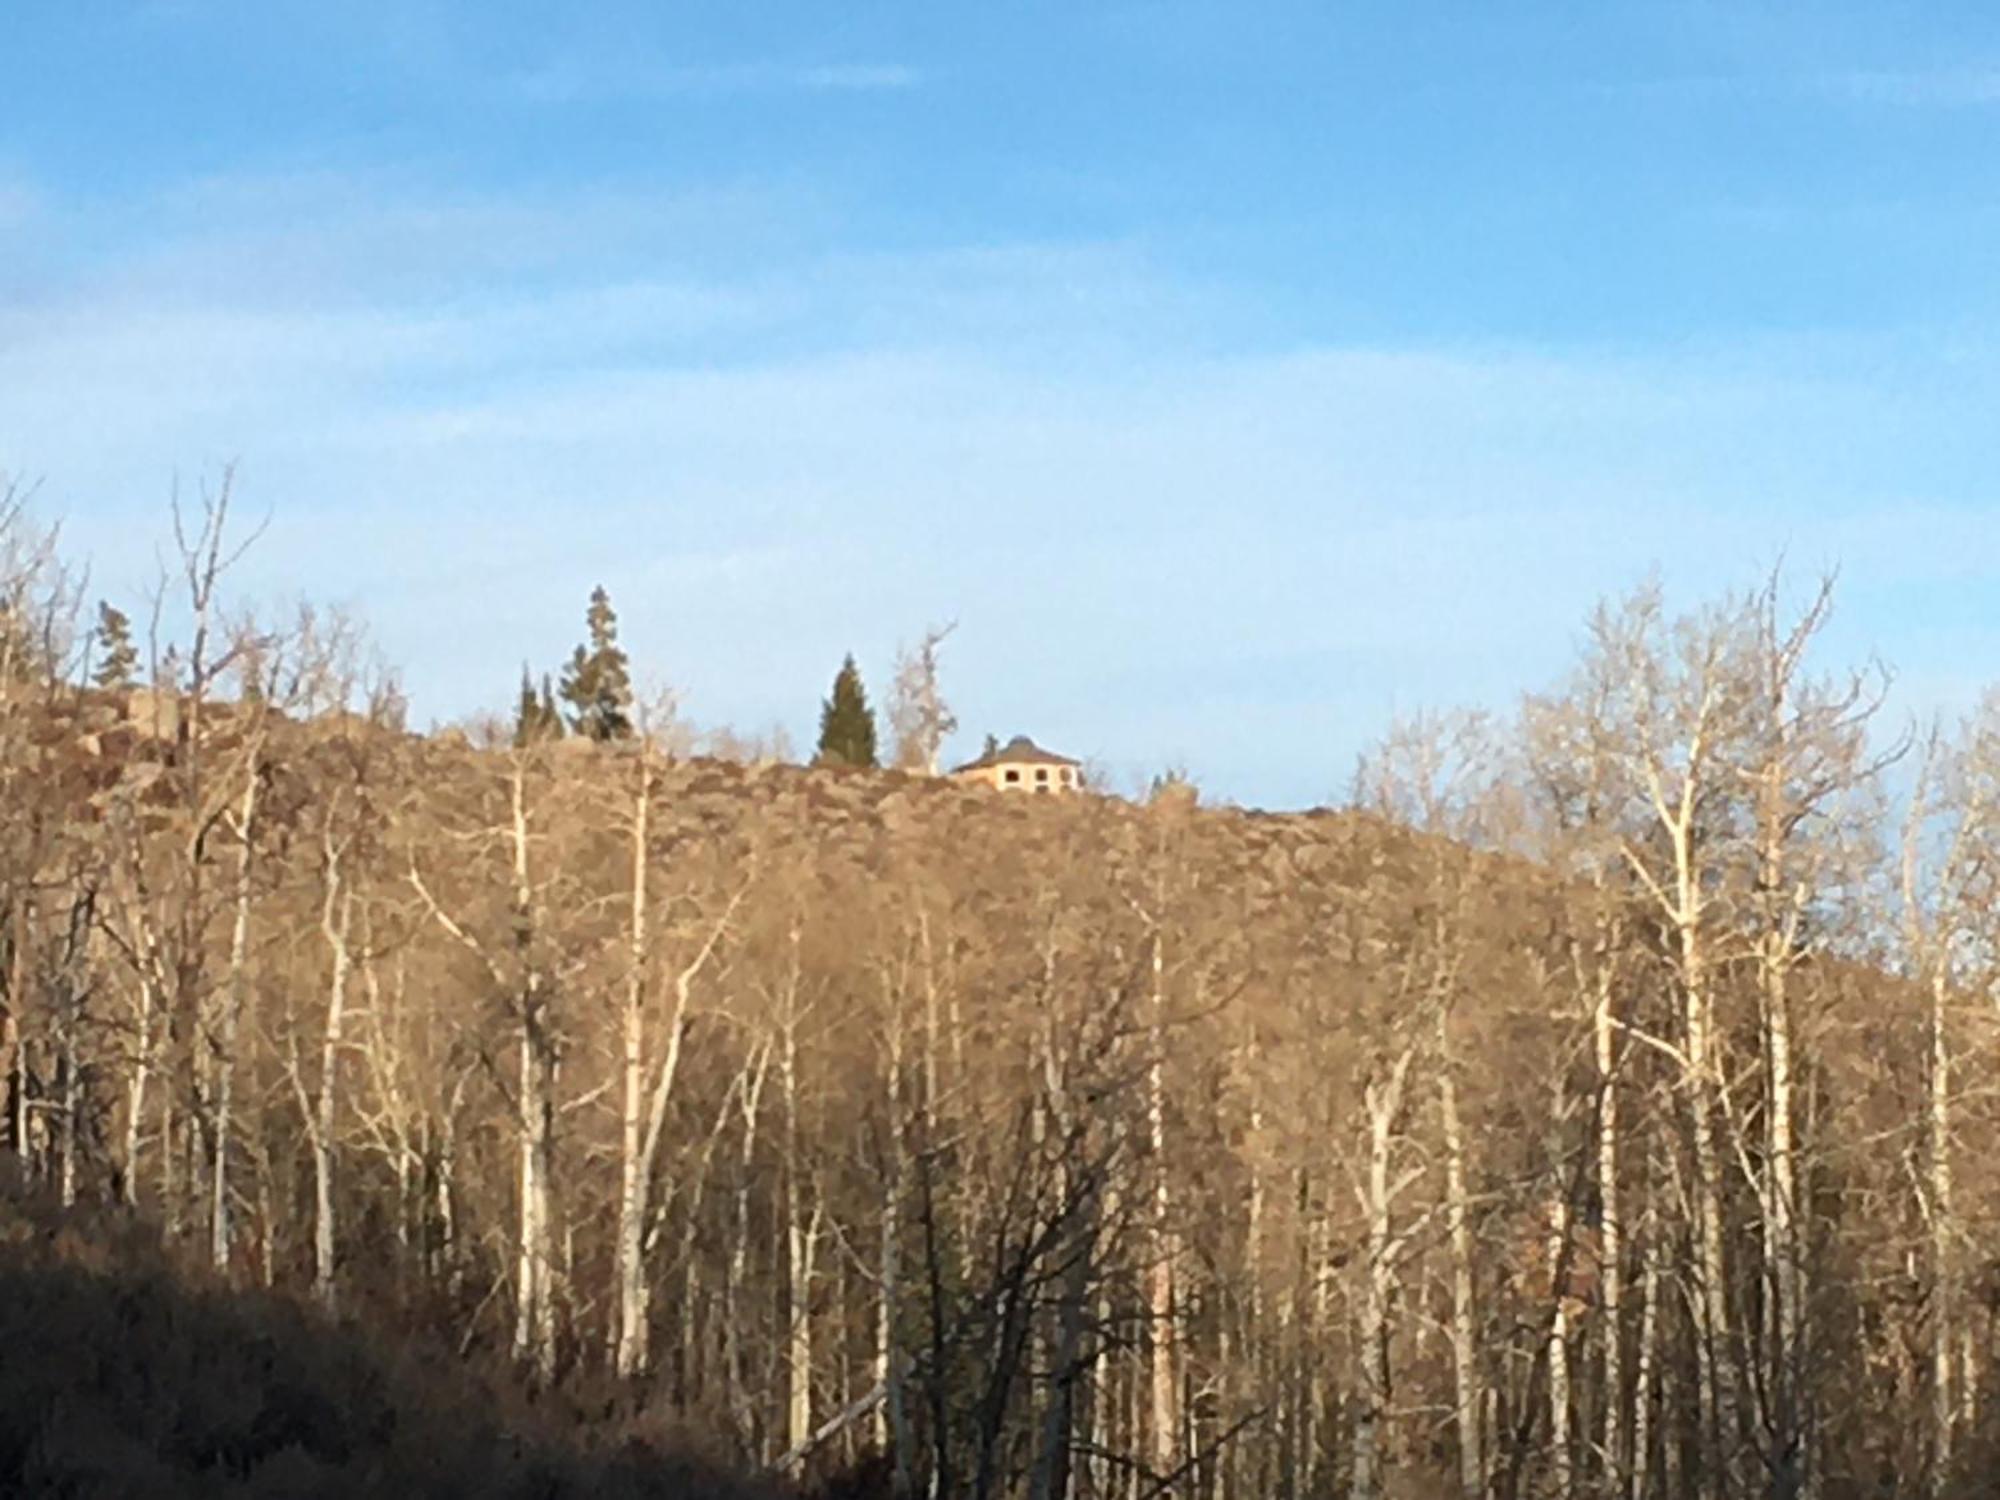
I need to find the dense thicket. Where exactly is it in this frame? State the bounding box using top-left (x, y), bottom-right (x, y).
top-left (3, 481), bottom-right (1999, 1500)
top-left (0, 1173), bottom-right (779, 1499)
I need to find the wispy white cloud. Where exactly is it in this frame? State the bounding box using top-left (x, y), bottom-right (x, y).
top-left (512, 57), bottom-right (921, 105)
top-left (6, 166), bottom-right (1999, 805)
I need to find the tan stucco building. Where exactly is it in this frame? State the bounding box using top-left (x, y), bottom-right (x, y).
top-left (949, 735), bottom-right (1082, 792)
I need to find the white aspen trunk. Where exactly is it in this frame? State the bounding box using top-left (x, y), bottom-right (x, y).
top-left (1040, 927), bottom-right (1109, 1500)
top-left (1687, 975), bottom-right (1733, 1497)
top-left (122, 971), bottom-right (155, 1207)
top-left (615, 749), bottom-right (653, 1378)
top-left (1960, 1325), bottom-right (1978, 1436)
top-left (160, 1086), bottom-right (179, 1239)
top-left (437, 1113), bottom-right (460, 1298)
top-left (879, 987), bottom-right (915, 1494)
top-left (1439, 1066), bottom-right (1484, 1500)
top-left (727, 1043), bottom-right (770, 1446)
top-left (57, 1011), bottom-right (76, 1208)
top-left (1352, 1050), bottom-right (1412, 1500)
top-left (1095, 1178), bottom-right (1124, 1500)
top-left (211, 762), bottom-right (259, 1272)
top-left (782, 941), bottom-right (814, 1460)
top-left (1147, 928), bottom-right (1177, 1478)
top-left (1764, 946), bottom-right (1806, 1499)
top-left (1929, 963), bottom-right (1954, 1494)
top-left (1672, 820), bottom-right (1736, 1500)
top-left (1632, 1216), bottom-right (1661, 1500)
top-left (1595, 967), bottom-right (1625, 1498)
top-left (788, 1204), bottom-right (819, 1458)
top-left (7, 899), bottom-right (27, 1169)
top-left (1241, 1041), bottom-right (1266, 1500)
top-left (515, 1020), bottom-right (545, 1370)
top-left (12, 1034), bottom-right (28, 1169)
top-left (616, 871), bottom-right (727, 1379)
top-left (1901, 752), bottom-right (1978, 1495)
top-left (257, 1160), bottom-right (276, 1288)
top-left (1547, 1192), bottom-right (1574, 1498)
top-left (312, 876), bottom-right (351, 1310)
top-left (508, 764), bottom-right (557, 1383)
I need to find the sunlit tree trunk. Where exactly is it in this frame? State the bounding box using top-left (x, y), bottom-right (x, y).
top-left (1547, 1188), bottom-right (1574, 1497)
top-left (1632, 1198), bottom-right (1662, 1500)
top-left (122, 969), bottom-right (156, 1207)
top-left (614, 750), bottom-right (653, 1375)
top-left (211, 759), bottom-right (259, 1272)
top-left (1146, 926), bottom-right (1177, 1480)
top-left (1438, 1060), bottom-right (1484, 1500)
top-left (1593, 946), bottom-right (1626, 1497)
top-left (311, 845), bottom-right (352, 1309)
top-left (1928, 960), bottom-right (1954, 1493)
top-left (1352, 1047), bottom-right (1414, 1500)
top-left (507, 761), bottom-right (557, 1383)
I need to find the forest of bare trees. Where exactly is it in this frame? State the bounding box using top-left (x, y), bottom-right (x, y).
top-left (6, 477), bottom-right (2000, 1499)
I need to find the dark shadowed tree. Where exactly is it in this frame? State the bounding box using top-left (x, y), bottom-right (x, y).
top-left (816, 653), bottom-right (878, 768)
top-left (91, 601), bottom-right (138, 693)
top-left (558, 585), bottom-right (633, 742)
top-left (513, 665), bottom-right (565, 747)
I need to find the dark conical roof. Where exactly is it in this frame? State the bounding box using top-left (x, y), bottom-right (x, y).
top-left (950, 735), bottom-right (1079, 774)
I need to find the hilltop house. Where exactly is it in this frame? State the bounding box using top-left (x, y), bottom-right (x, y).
top-left (950, 735), bottom-right (1082, 792)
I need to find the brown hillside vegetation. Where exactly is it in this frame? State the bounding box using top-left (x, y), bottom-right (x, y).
top-left (8, 492), bottom-right (2000, 1498)
top-left (0, 1173), bottom-right (781, 1499)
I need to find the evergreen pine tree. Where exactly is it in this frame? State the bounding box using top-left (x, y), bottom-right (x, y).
top-left (539, 673), bottom-right (561, 736)
top-left (513, 665), bottom-right (565, 746)
top-left (92, 602), bottom-right (138, 694)
top-left (514, 668), bottom-right (537, 744)
top-left (557, 586), bottom-right (634, 742)
top-left (815, 653), bottom-right (878, 768)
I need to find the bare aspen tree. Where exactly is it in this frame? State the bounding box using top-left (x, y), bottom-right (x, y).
top-left (1121, 879), bottom-right (1180, 1483)
top-left (1735, 573), bottom-right (1889, 1498)
top-left (508, 757), bottom-right (558, 1382)
top-left (612, 721), bottom-right (744, 1378)
top-left (778, 922), bottom-right (818, 1461)
top-left (1899, 705), bottom-right (1998, 1493)
top-left (889, 622), bottom-right (958, 775)
top-left (209, 684), bottom-right (264, 1273)
top-left (310, 805), bottom-right (355, 1307)
top-left (20, 481), bottom-right (2000, 1500)
top-left (1528, 697), bottom-right (1635, 1500)
top-left (1357, 710), bottom-right (1502, 1500)
top-left (1436, 1047), bottom-right (1484, 1500)
top-left (158, 476), bottom-right (268, 1270)
top-left (1578, 588), bottom-right (1748, 1499)
top-left (724, 1033), bottom-right (773, 1446)
top-left (615, 732), bottom-right (656, 1377)
top-left (1546, 1182), bottom-right (1575, 1497)
top-left (875, 931), bottom-right (916, 1496)
top-left (410, 746), bottom-right (563, 1383)
top-left (1351, 1037), bottom-right (1419, 1500)
top-left (1590, 929), bottom-right (1627, 1500)
top-left (1631, 1178), bottom-right (1663, 1499)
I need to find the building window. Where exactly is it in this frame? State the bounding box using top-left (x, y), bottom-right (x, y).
top-left (1003, 768), bottom-right (1020, 785)
top-left (1035, 768), bottom-right (1049, 784)
top-left (1061, 768), bottom-right (1075, 786)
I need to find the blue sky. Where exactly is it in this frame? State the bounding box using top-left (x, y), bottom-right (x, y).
top-left (6, 2), bottom-right (2000, 805)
